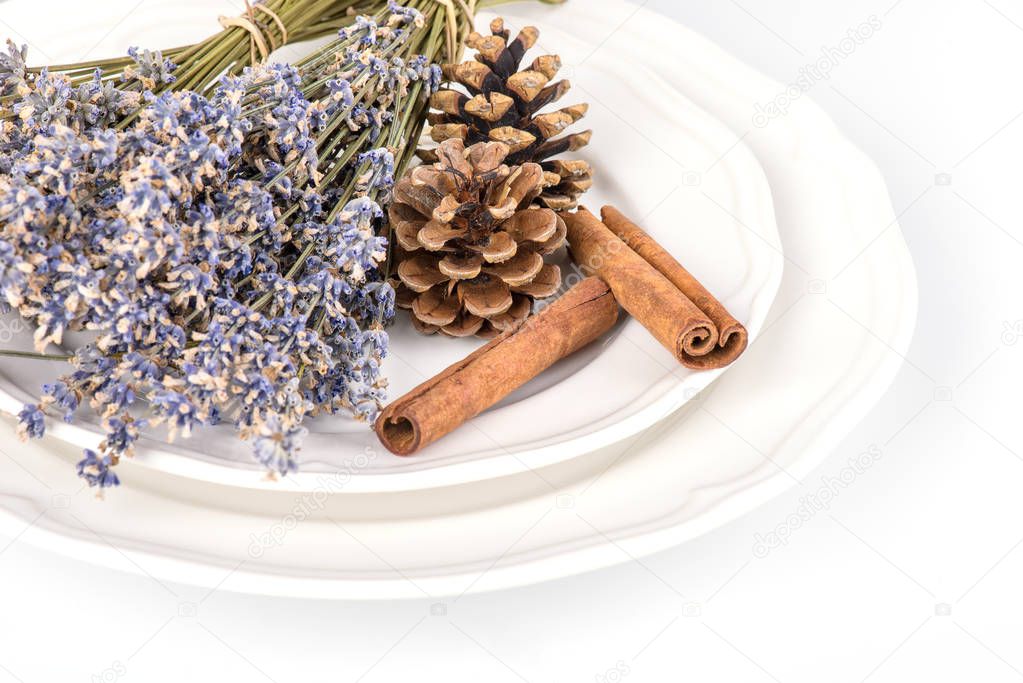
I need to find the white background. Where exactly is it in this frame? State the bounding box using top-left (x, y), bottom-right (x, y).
top-left (1, 0), bottom-right (1021, 681)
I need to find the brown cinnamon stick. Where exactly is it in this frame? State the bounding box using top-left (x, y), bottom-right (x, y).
top-left (563, 207), bottom-right (722, 367)
top-left (600, 205), bottom-right (748, 369)
top-left (375, 277), bottom-right (619, 455)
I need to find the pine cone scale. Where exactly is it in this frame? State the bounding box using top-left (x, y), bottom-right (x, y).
top-left (394, 179), bottom-right (444, 218)
top-left (443, 311), bottom-right (485, 337)
top-left (418, 219), bottom-right (467, 250)
top-left (469, 230), bottom-right (517, 263)
top-left (438, 252), bottom-right (483, 279)
top-left (483, 249), bottom-right (543, 287)
top-left (502, 207), bottom-right (557, 243)
top-left (397, 254), bottom-right (448, 292)
top-left (459, 276), bottom-right (513, 318)
top-left (511, 263), bottom-right (561, 298)
top-left (412, 287), bottom-right (460, 327)
top-left (488, 295), bottom-right (532, 332)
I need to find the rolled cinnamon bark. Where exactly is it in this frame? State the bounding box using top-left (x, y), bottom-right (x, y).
top-left (375, 277), bottom-right (619, 455)
top-left (562, 207), bottom-right (722, 367)
top-left (601, 205), bottom-right (748, 369)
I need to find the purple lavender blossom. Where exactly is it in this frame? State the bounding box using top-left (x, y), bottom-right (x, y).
top-left (76, 450), bottom-right (120, 489)
top-left (16, 404), bottom-right (45, 440)
top-left (41, 381), bottom-right (79, 422)
top-left (124, 46), bottom-right (177, 89)
top-left (252, 414), bottom-right (307, 476)
top-left (0, 40), bottom-right (28, 96)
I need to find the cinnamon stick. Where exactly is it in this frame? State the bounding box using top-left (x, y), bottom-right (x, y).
top-left (601, 205), bottom-right (747, 369)
top-left (562, 207), bottom-right (723, 368)
top-left (375, 277), bottom-right (619, 455)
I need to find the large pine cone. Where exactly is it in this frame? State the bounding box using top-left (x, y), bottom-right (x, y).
top-left (426, 17), bottom-right (593, 210)
top-left (390, 138), bottom-right (566, 339)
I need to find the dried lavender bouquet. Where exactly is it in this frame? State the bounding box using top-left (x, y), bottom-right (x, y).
top-left (0, 1), bottom-right (465, 490)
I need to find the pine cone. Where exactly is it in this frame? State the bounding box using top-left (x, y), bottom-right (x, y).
top-left (425, 17), bottom-right (593, 210)
top-left (390, 138), bottom-right (566, 339)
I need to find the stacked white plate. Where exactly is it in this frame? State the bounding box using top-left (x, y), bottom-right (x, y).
top-left (0, 0), bottom-right (915, 598)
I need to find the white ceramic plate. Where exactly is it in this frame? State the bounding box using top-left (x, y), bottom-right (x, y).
top-left (0, 0), bottom-right (916, 598)
top-left (0, 5), bottom-right (783, 492)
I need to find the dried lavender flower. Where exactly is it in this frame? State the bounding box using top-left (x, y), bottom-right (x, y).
top-left (0, 2), bottom-right (443, 490)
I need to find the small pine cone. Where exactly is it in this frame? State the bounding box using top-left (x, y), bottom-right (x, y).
top-left (390, 138), bottom-right (566, 339)
top-left (423, 17), bottom-right (593, 210)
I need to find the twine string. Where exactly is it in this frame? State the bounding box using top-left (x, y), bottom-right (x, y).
top-left (254, 4), bottom-right (289, 46)
top-left (221, 0), bottom-right (473, 66)
top-left (218, 1), bottom-right (289, 64)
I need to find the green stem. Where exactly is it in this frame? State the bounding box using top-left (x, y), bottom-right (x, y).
top-left (0, 350), bottom-right (73, 362)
